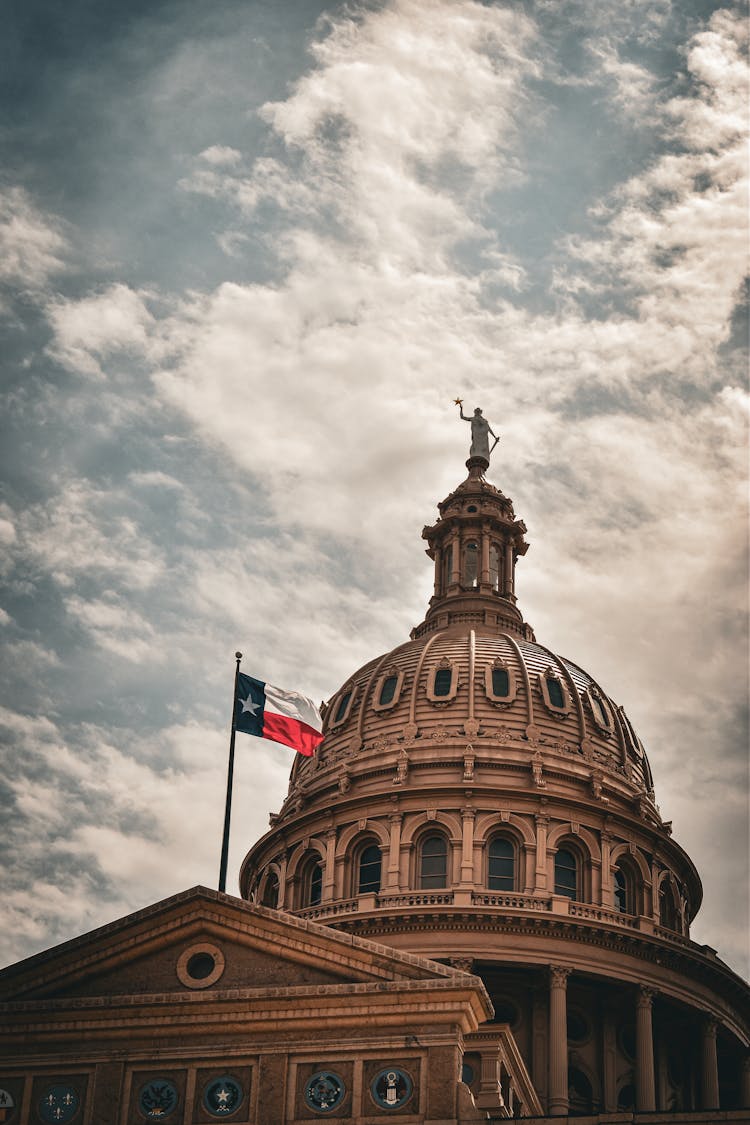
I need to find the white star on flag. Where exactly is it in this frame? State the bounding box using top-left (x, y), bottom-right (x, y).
top-left (239, 694), bottom-right (259, 716)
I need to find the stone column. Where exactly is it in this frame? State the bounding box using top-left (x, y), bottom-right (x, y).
top-left (635, 986), bottom-right (656, 1111)
top-left (740, 1054), bottom-right (750, 1110)
top-left (600, 832), bottom-right (613, 908)
top-left (504, 544), bottom-right (513, 596)
top-left (534, 815), bottom-right (549, 892)
top-left (322, 829), bottom-right (337, 902)
top-left (460, 807), bottom-right (475, 885)
top-left (450, 535), bottom-right (461, 585)
top-left (277, 855), bottom-right (288, 910)
top-left (700, 1017), bottom-right (720, 1110)
top-left (548, 965), bottom-right (571, 1115)
top-left (433, 544), bottom-right (442, 596)
top-left (480, 528), bottom-right (490, 585)
top-left (386, 813), bottom-right (402, 890)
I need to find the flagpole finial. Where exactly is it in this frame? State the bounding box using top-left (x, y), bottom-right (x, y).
top-left (235, 651), bottom-right (242, 661)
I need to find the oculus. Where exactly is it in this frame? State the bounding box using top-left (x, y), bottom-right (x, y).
top-left (176, 942), bottom-right (225, 989)
top-left (304, 1072), bottom-right (345, 1113)
top-left (38, 1087), bottom-right (79, 1124)
top-left (203, 1076), bottom-right (244, 1117)
top-left (138, 1079), bottom-right (178, 1119)
top-left (370, 1068), bottom-right (414, 1110)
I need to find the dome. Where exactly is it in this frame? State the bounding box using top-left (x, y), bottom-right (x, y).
top-left (240, 451), bottom-right (749, 1117)
top-left (295, 625), bottom-right (656, 811)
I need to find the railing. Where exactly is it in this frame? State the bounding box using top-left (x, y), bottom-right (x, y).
top-left (471, 892), bottom-right (550, 911)
top-left (376, 891), bottom-right (455, 908)
top-left (296, 899), bottom-right (359, 921)
top-left (568, 902), bottom-right (639, 928)
top-left (295, 895), bottom-right (692, 946)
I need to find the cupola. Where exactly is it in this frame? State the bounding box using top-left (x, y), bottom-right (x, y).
top-left (414, 453), bottom-right (533, 640)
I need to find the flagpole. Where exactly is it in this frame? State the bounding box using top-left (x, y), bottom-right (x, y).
top-left (218, 651), bottom-right (242, 894)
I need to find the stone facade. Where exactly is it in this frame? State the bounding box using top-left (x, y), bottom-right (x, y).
top-left (0, 887), bottom-right (495, 1124)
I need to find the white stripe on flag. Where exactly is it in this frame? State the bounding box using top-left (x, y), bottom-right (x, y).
top-left (264, 682), bottom-right (323, 732)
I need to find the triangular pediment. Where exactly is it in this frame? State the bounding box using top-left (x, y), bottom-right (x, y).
top-left (0, 886), bottom-right (470, 1003)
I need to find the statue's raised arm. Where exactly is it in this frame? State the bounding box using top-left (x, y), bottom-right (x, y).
top-left (454, 398), bottom-right (499, 462)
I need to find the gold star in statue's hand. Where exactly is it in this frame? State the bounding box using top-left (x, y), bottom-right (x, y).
top-left (454, 397), bottom-right (463, 405)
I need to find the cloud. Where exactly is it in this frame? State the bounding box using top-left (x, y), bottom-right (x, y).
top-left (47, 283), bottom-right (162, 379)
top-left (0, 186), bottom-right (68, 292)
top-left (0, 705), bottom-right (286, 965)
top-left (3, 0), bottom-right (747, 980)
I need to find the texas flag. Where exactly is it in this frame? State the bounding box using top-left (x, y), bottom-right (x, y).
top-left (235, 673), bottom-right (324, 757)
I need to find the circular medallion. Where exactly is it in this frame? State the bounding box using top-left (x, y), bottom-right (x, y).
top-left (304, 1072), bottom-right (345, 1113)
top-left (370, 1069), bottom-right (413, 1110)
top-left (138, 1079), bottom-right (178, 1119)
top-left (202, 1076), bottom-right (244, 1117)
top-left (0, 1089), bottom-right (16, 1121)
top-left (38, 1086), bottom-right (79, 1124)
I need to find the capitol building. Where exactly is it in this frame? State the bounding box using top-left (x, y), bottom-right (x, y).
top-left (0, 440), bottom-right (748, 1124)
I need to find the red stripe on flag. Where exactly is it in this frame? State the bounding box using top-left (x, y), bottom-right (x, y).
top-left (262, 711), bottom-right (324, 757)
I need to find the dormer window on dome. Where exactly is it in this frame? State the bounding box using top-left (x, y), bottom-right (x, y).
top-left (372, 667), bottom-right (404, 712)
top-left (587, 688), bottom-right (613, 732)
top-left (485, 657), bottom-right (517, 704)
top-left (540, 669), bottom-right (570, 716)
top-left (426, 658), bottom-right (458, 702)
top-left (330, 687), bottom-right (354, 728)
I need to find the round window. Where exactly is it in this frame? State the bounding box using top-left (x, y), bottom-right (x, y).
top-left (370, 1069), bottom-right (413, 1110)
top-left (304, 1072), bottom-right (345, 1114)
top-left (187, 952), bottom-right (215, 979)
top-left (203, 1076), bottom-right (244, 1117)
top-left (138, 1080), bottom-right (178, 1120)
top-left (39, 1087), bottom-right (80, 1125)
top-left (176, 942), bottom-right (225, 989)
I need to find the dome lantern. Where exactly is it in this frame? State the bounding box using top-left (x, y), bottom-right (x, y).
top-left (414, 453), bottom-right (533, 641)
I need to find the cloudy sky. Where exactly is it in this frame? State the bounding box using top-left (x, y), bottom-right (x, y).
top-left (1, 0), bottom-right (747, 978)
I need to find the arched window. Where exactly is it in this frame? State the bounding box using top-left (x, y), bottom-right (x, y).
top-left (659, 880), bottom-right (677, 930)
top-left (614, 859), bottom-right (637, 914)
top-left (488, 837), bottom-right (515, 891)
top-left (357, 843), bottom-right (381, 894)
top-left (261, 871), bottom-right (279, 909)
top-left (301, 855), bottom-right (323, 907)
top-left (420, 834), bottom-right (448, 889)
top-left (489, 543), bottom-right (501, 591)
top-left (463, 541), bottom-right (479, 587)
top-left (554, 847), bottom-right (579, 900)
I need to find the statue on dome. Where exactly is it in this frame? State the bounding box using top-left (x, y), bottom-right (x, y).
top-left (454, 399), bottom-right (499, 461)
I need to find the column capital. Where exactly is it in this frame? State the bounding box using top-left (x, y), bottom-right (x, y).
top-left (703, 1015), bottom-right (719, 1039)
top-left (636, 985), bottom-right (657, 1009)
top-left (549, 965), bottom-right (572, 989)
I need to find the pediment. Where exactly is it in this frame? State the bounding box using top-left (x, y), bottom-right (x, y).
top-left (0, 886), bottom-right (465, 1003)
